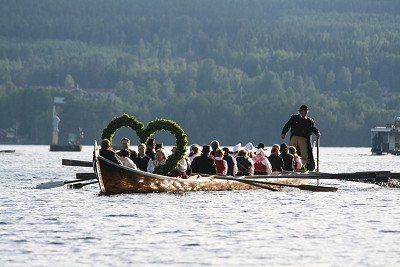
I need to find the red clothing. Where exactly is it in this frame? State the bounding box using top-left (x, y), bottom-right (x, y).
top-left (254, 160), bottom-right (267, 173)
top-left (215, 158), bottom-right (226, 175)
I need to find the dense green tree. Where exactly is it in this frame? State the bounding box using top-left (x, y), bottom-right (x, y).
top-left (0, 0), bottom-right (399, 146)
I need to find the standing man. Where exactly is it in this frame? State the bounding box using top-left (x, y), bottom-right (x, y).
top-left (281, 105), bottom-right (320, 171)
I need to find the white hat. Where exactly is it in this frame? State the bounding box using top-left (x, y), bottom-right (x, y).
top-left (232, 143), bottom-right (241, 153)
top-left (244, 142), bottom-right (254, 152)
top-left (255, 148), bottom-right (265, 156)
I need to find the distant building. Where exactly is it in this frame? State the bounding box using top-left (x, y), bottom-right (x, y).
top-left (371, 117), bottom-right (400, 155)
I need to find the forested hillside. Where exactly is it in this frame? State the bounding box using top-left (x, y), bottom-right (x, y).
top-left (0, 0), bottom-right (399, 146)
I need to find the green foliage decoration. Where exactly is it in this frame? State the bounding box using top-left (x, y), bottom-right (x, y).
top-left (101, 113), bottom-right (188, 175)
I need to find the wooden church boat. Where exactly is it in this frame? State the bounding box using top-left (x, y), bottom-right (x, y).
top-left (93, 148), bottom-right (311, 195)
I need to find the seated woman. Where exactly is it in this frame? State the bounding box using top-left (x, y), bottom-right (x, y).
top-left (214, 149), bottom-right (228, 175)
top-left (236, 149), bottom-right (254, 176)
top-left (168, 146), bottom-right (189, 178)
top-left (252, 148), bottom-right (272, 175)
top-left (147, 148), bottom-right (167, 173)
top-left (187, 144), bottom-right (201, 164)
top-left (117, 149), bottom-right (137, 169)
top-left (289, 146), bottom-right (303, 171)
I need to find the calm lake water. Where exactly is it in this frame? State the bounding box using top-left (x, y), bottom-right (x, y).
top-left (1, 145), bottom-right (399, 266)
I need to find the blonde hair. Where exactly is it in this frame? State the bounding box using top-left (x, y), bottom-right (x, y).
top-left (288, 146), bottom-right (297, 155)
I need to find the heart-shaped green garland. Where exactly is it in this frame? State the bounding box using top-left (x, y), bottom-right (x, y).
top-left (101, 113), bottom-right (188, 175)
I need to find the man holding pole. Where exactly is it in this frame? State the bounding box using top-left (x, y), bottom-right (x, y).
top-left (281, 105), bottom-right (320, 171)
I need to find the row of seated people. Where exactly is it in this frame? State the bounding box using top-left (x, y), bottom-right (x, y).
top-left (188, 141), bottom-right (303, 176)
top-left (99, 138), bottom-right (303, 178)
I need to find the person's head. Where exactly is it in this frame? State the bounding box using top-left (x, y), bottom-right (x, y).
top-left (155, 143), bottom-right (163, 151)
top-left (271, 147), bottom-right (279, 155)
top-left (155, 148), bottom-right (166, 161)
top-left (288, 146), bottom-right (297, 155)
top-left (119, 149), bottom-right (131, 158)
top-left (121, 137), bottom-right (130, 149)
top-left (146, 138), bottom-right (155, 150)
top-left (138, 143), bottom-right (146, 155)
top-left (272, 144), bottom-right (280, 152)
top-left (101, 139), bottom-right (111, 150)
top-left (171, 146), bottom-right (177, 154)
top-left (298, 105), bottom-right (309, 118)
top-left (256, 143), bottom-right (265, 149)
top-left (202, 145), bottom-right (211, 156)
top-left (245, 142), bottom-right (254, 152)
top-left (222, 147), bottom-right (230, 156)
top-left (280, 143), bottom-right (288, 153)
top-left (210, 140), bottom-right (220, 150)
top-left (191, 144), bottom-right (200, 155)
top-left (255, 148), bottom-right (265, 157)
top-left (215, 149), bottom-right (223, 158)
top-left (232, 143), bottom-right (241, 155)
top-left (237, 149), bottom-right (248, 157)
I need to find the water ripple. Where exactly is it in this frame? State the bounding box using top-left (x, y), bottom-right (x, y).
top-left (0, 146), bottom-right (400, 266)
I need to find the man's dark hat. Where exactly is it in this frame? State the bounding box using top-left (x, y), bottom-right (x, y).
top-left (155, 143), bottom-right (163, 150)
top-left (202, 145), bottom-right (211, 152)
top-left (256, 143), bottom-right (265, 149)
top-left (298, 105), bottom-right (309, 112)
top-left (146, 138), bottom-right (155, 146)
top-left (280, 143), bottom-right (288, 151)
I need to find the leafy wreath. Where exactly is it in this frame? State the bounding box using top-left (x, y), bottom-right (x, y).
top-left (101, 113), bottom-right (188, 175)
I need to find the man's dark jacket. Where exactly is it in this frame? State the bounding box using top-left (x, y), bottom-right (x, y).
top-left (267, 154), bottom-right (283, 172)
top-left (100, 148), bottom-right (121, 165)
top-left (281, 114), bottom-right (320, 170)
top-left (191, 154), bottom-right (216, 175)
top-left (280, 151), bottom-right (294, 171)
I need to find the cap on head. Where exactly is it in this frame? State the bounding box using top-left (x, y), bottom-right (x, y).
top-left (298, 105), bottom-right (309, 112)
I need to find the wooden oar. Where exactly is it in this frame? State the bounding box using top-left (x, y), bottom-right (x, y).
top-left (36, 177), bottom-right (97, 189)
top-left (76, 172), bottom-right (97, 179)
top-left (62, 159), bottom-right (92, 167)
top-left (214, 176), bottom-right (337, 192)
top-left (223, 177), bottom-right (279, 191)
top-left (67, 181), bottom-right (98, 189)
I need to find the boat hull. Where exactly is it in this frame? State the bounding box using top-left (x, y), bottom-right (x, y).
top-left (95, 156), bottom-right (305, 194)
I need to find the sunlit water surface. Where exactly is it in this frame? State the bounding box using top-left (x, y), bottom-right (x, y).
top-left (0, 145), bottom-right (399, 266)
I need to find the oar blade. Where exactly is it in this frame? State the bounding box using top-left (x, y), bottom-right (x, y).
top-left (36, 181), bottom-right (65, 189)
top-left (297, 184), bottom-right (338, 192)
top-left (67, 181), bottom-right (98, 189)
top-left (62, 159), bottom-right (92, 167)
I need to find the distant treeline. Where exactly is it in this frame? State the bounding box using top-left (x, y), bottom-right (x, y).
top-left (0, 0), bottom-right (399, 146)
